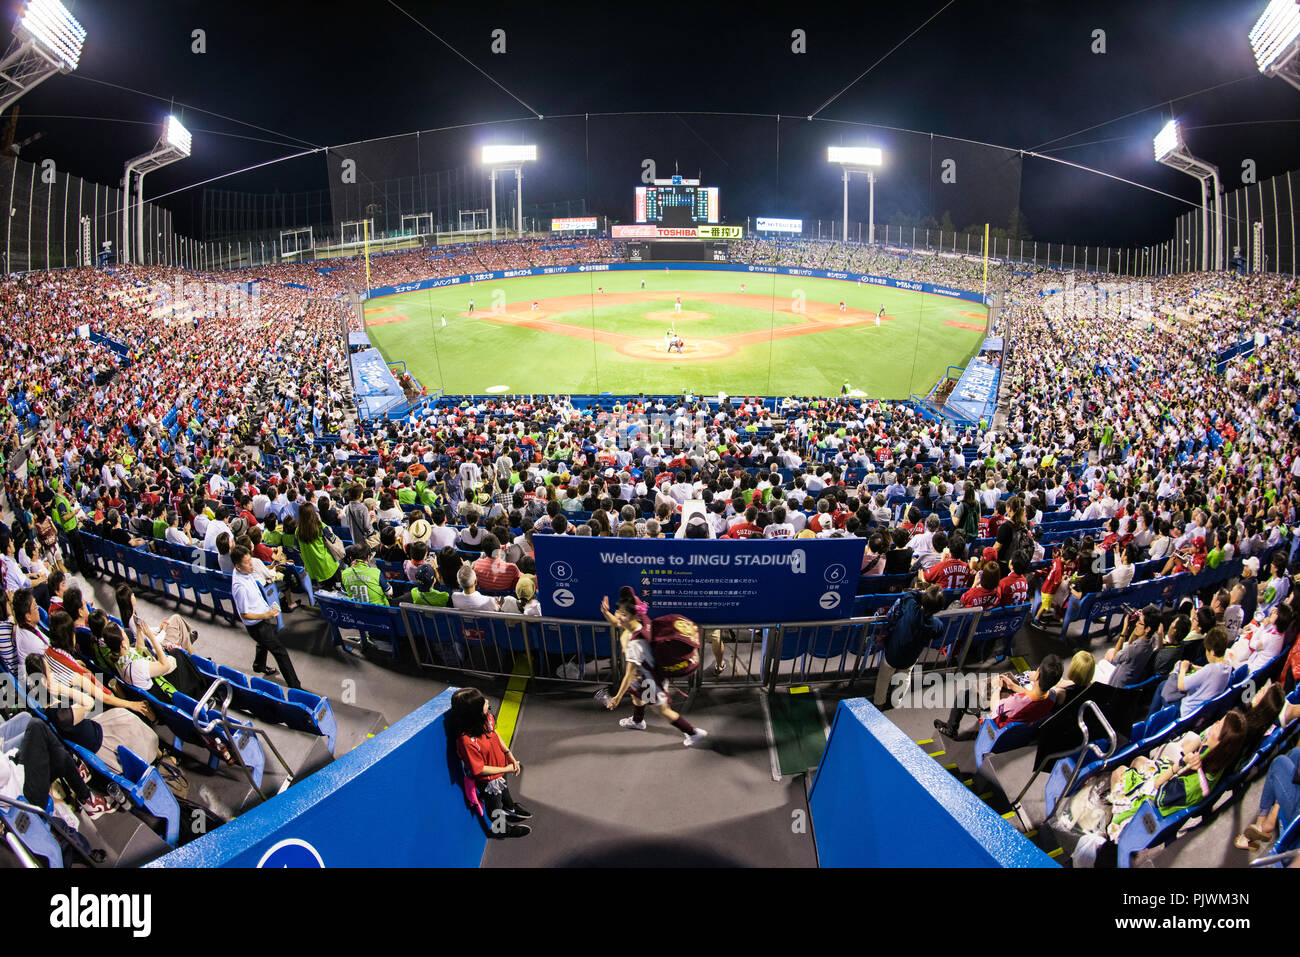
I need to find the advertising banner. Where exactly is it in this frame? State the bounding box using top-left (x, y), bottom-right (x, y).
top-left (551, 217), bottom-right (598, 231)
top-left (756, 217), bottom-right (802, 233)
top-left (365, 262), bottom-right (990, 306)
top-left (534, 536), bottom-right (865, 624)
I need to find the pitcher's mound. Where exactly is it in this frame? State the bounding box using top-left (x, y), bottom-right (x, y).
top-left (618, 338), bottom-right (732, 361)
top-left (643, 309), bottom-right (711, 322)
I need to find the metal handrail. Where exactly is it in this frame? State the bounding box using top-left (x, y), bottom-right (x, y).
top-left (0, 791), bottom-right (102, 867)
top-left (1249, 848), bottom-right (1300, 867)
top-left (1047, 699), bottom-right (1117, 821)
top-left (192, 678), bottom-right (294, 801)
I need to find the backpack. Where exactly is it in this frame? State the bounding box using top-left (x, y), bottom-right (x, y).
top-left (951, 501), bottom-right (979, 539)
top-left (1006, 522), bottom-right (1035, 566)
top-left (648, 614), bottom-right (702, 685)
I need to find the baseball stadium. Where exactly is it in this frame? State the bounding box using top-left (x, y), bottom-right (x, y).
top-left (2, 0), bottom-right (1300, 924)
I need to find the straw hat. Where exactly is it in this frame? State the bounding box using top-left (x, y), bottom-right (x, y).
top-left (408, 518), bottom-right (431, 545)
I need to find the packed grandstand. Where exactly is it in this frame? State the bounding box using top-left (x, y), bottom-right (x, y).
top-left (2, 228), bottom-right (1299, 873)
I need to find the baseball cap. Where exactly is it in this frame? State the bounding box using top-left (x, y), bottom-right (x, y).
top-left (1244, 556), bottom-right (1260, 574)
top-left (982, 546), bottom-right (999, 563)
top-left (414, 564), bottom-right (437, 589)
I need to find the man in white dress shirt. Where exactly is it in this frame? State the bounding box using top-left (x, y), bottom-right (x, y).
top-left (230, 547), bottom-right (301, 688)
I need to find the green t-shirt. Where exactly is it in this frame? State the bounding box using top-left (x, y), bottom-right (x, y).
top-left (341, 561), bottom-right (388, 606)
top-left (411, 586), bottom-right (450, 607)
top-left (396, 487), bottom-right (417, 505)
top-left (298, 533), bottom-right (335, 583)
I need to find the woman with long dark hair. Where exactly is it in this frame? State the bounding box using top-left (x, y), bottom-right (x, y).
top-left (449, 687), bottom-right (531, 838)
top-left (295, 503), bottom-right (342, 591)
top-left (115, 583), bottom-right (198, 654)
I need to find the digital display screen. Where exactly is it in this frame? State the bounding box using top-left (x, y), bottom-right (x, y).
top-left (634, 185), bottom-right (719, 225)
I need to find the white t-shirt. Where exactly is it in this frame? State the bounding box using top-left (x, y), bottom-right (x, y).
top-left (452, 590), bottom-right (499, 612)
top-left (14, 626), bottom-right (48, 661)
top-left (202, 520), bottom-right (231, 551)
top-left (1107, 562), bottom-right (1135, 591)
top-left (428, 524), bottom-right (458, 551)
top-left (764, 523), bottom-right (795, 540)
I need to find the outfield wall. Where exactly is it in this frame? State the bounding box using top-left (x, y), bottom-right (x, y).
top-left (363, 262), bottom-right (992, 307)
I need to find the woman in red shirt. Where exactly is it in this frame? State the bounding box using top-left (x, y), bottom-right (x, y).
top-left (451, 688), bottom-right (532, 838)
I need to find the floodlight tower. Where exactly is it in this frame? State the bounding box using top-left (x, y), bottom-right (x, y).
top-left (828, 146), bottom-right (883, 244)
top-left (121, 116), bottom-right (191, 265)
top-left (1250, 0), bottom-right (1300, 91)
top-left (0, 0), bottom-right (85, 113)
top-left (481, 145), bottom-right (537, 240)
top-left (1154, 119), bottom-right (1222, 272)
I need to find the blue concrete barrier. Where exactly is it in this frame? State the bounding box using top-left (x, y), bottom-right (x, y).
top-left (809, 698), bottom-right (1056, 867)
top-left (149, 688), bottom-right (486, 868)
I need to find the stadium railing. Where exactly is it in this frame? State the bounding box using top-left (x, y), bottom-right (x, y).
top-left (310, 585), bottom-right (997, 695)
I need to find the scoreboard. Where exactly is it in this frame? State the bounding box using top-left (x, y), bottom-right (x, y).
top-left (635, 181), bottom-right (720, 226)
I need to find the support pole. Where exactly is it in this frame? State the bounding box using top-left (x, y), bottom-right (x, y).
top-left (868, 170), bottom-right (876, 245)
top-left (842, 167), bottom-right (849, 244)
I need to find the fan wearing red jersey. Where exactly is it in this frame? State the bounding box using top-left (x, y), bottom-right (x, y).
top-left (997, 554), bottom-right (1031, 608)
top-left (961, 562), bottom-right (1002, 610)
top-left (922, 532), bottom-right (973, 592)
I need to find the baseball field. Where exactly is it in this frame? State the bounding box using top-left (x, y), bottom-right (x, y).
top-left (362, 267), bottom-right (987, 397)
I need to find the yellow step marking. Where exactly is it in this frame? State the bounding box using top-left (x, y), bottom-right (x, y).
top-left (1048, 847), bottom-right (1064, 859)
top-left (789, 686), bottom-right (811, 694)
top-left (915, 738), bottom-right (935, 746)
top-left (928, 749), bottom-right (946, 758)
top-left (943, 762), bottom-right (958, 771)
top-left (1001, 810), bottom-right (1017, 820)
top-left (496, 656), bottom-right (532, 749)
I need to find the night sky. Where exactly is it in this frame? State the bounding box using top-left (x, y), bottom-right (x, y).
top-left (8, 0), bottom-right (1298, 246)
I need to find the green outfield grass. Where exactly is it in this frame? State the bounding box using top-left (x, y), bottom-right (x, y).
top-left (361, 268), bottom-right (987, 397)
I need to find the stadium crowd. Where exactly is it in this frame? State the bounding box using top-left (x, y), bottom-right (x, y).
top-left (2, 233), bottom-right (1299, 865)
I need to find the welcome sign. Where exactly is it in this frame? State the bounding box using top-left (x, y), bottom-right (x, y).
top-left (534, 536), bottom-right (865, 624)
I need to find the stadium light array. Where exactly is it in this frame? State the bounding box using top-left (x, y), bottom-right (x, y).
top-left (1153, 118), bottom-right (1222, 272)
top-left (165, 115), bottom-right (193, 156)
top-left (0, 0), bottom-right (86, 113)
top-left (828, 146), bottom-right (884, 245)
top-left (827, 146), bottom-right (883, 168)
top-left (481, 144), bottom-right (537, 240)
top-left (1153, 119), bottom-right (1181, 162)
top-left (121, 116), bottom-right (194, 265)
top-left (481, 144), bottom-right (537, 165)
top-left (1250, 0), bottom-right (1300, 90)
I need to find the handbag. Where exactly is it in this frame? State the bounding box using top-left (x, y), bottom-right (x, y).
top-left (323, 527), bottom-right (346, 561)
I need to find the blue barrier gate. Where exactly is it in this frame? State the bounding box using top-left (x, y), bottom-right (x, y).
top-left (809, 698), bottom-right (1056, 867)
